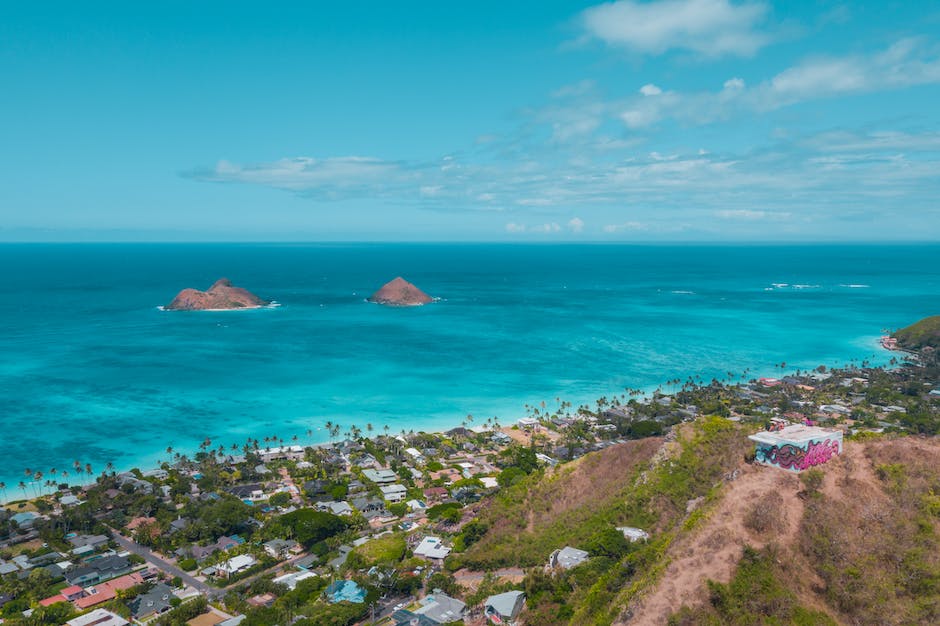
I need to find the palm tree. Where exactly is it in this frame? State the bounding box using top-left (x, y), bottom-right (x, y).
top-left (0, 481), bottom-right (6, 502)
top-left (18, 481), bottom-right (27, 500)
top-left (33, 471), bottom-right (43, 497)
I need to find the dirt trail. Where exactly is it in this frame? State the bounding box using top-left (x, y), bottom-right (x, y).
top-left (619, 461), bottom-right (806, 625)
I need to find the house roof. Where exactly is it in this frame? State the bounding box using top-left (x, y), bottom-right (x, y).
top-left (66, 608), bottom-right (130, 626)
top-left (415, 592), bottom-right (466, 623)
top-left (552, 546), bottom-right (589, 569)
top-left (748, 424), bottom-right (842, 446)
top-left (485, 590), bottom-right (526, 619)
top-left (414, 537), bottom-right (451, 560)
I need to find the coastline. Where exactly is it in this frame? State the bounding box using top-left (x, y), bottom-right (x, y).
top-left (0, 338), bottom-right (895, 505)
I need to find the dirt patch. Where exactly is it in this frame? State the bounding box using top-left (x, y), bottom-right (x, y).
top-left (620, 461), bottom-right (807, 625)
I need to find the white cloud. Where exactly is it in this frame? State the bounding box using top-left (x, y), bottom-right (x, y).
top-left (190, 156), bottom-right (404, 194)
top-left (531, 222), bottom-right (562, 233)
top-left (716, 209), bottom-right (791, 220)
top-left (552, 79), bottom-right (597, 98)
top-left (610, 39), bottom-right (940, 129)
top-left (603, 221), bottom-right (649, 233)
top-left (640, 83), bottom-right (663, 96)
top-left (505, 222), bottom-right (527, 233)
top-left (420, 185), bottom-right (443, 197)
top-left (581, 0), bottom-right (771, 58)
top-left (567, 217), bottom-right (585, 232)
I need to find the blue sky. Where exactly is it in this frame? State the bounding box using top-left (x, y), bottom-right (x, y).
top-left (1, 0), bottom-right (939, 241)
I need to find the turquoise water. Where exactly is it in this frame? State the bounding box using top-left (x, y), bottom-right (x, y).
top-left (0, 243), bottom-right (938, 491)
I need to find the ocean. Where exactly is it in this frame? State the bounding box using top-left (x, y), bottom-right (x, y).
top-left (0, 243), bottom-right (937, 493)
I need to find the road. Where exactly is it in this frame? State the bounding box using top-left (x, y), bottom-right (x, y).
top-left (111, 533), bottom-right (221, 599)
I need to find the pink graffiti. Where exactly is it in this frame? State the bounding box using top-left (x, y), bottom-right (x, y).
top-left (760, 439), bottom-right (840, 470)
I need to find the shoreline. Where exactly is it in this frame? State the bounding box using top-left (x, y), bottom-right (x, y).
top-left (0, 340), bottom-right (897, 506)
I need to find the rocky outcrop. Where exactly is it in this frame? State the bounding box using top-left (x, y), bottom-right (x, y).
top-left (165, 278), bottom-right (268, 311)
top-left (367, 277), bottom-right (433, 306)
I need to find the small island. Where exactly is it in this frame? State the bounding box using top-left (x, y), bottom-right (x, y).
top-left (367, 276), bottom-right (434, 306)
top-left (164, 278), bottom-right (269, 311)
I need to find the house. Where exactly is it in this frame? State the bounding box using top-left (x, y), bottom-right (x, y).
top-left (517, 417), bottom-right (539, 430)
top-left (10, 511), bottom-right (38, 529)
top-left (352, 496), bottom-right (387, 518)
top-left (71, 572), bottom-right (147, 611)
top-left (116, 472), bottom-right (153, 494)
top-left (391, 610), bottom-right (438, 626)
top-left (423, 487), bottom-right (449, 503)
top-left (216, 554), bottom-right (256, 578)
top-left (406, 499), bottom-right (427, 512)
top-left (263, 538), bottom-right (300, 558)
top-left (229, 484), bottom-right (265, 500)
top-left (480, 476), bottom-right (499, 489)
top-left (272, 570), bottom-right (317, 590)
top-left (129, 583), bottom-right (175, 620)
top-left (325, 579), bottom-right (366, 604)
top-left (169, 517), bottom-right (191, 534)
top-left (64, 555), bottom-right (132, 586)
top-left (68, 534), bottom-right (109, 550)
top-left (294, 554), bottom-right (319, 570)
top-left (749, 424), bottom-right (843, 472)
top-left (617, 527), bottom-right (650, 542)
top-left (548, 546), bottom-right (590, 570)
top-left (362, 469), bottom-right (398, 484)
top-left (413, 590), bottom-right (467, 624)
top-left (66, 608), bottom-right (130, 626)
top-left (60, 494), bottom-right (83, 507)
top-left (484, 590), bottom-right (525, 625)
top-left (379, 484), bottom-right (408, 503)
top-left (404, 447), bottom-right (426, 464)
top-left (303, 480), bottom-right (330, 500)
top-left (413, 536), bottom-right (451, 561)
top-left (326, 500), bottom-right (354, 515)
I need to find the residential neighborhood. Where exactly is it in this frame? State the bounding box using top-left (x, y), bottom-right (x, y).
top-left (1, 347), bottom-right (938, 625)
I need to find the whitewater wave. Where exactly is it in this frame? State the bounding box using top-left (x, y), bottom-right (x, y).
top-left (671, 290), bottom-right (695, 295)
top-left (839, 284), bottom-right (870, 288)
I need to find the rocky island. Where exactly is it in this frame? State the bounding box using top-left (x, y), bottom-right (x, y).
top-left (164, 278), bottom-right (269, 311)
top-left (367, 276), bottom-right (434, 306)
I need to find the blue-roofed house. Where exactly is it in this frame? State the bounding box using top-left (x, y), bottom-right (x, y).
top-left (325, 579), bottom-right (366, 604)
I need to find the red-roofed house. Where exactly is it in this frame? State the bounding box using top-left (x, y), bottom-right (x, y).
top-left (74, 587), bottom-right (116, 610)
top-left (39, 594), bottom-right (66, 607)
top-left (73, 572), bottom-right (145, 610)
top-left (62, 585), bottom-right (86, 602)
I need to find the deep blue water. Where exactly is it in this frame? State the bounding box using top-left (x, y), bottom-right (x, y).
top-left (0, 243), bottom-right (937, 492)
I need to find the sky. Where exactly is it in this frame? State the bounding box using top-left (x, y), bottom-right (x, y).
top-left (1, 0), bottom-right (939, 241)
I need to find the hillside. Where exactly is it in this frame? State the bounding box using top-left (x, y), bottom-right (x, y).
top-left (455, 423), bottom-right (940, 625)
top-left (894, 315), bottom-right (940, 350)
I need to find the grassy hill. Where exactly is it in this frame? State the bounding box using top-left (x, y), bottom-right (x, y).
top-left (894, 315), bottom-right (940, 350)
top-left (454, 422), bottom-right (940, 625)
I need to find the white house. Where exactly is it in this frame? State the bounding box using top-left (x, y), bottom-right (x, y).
top-left (414, 536), bottom-right (451, 561)
top-left (272, 570), bottom-right (317, 590)
top-left (379, 484), bottom-right (408, 503)
top-left (548, 546), bottom-right (589, 570)
top-left (217, 554), bottom-right (256, 577)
